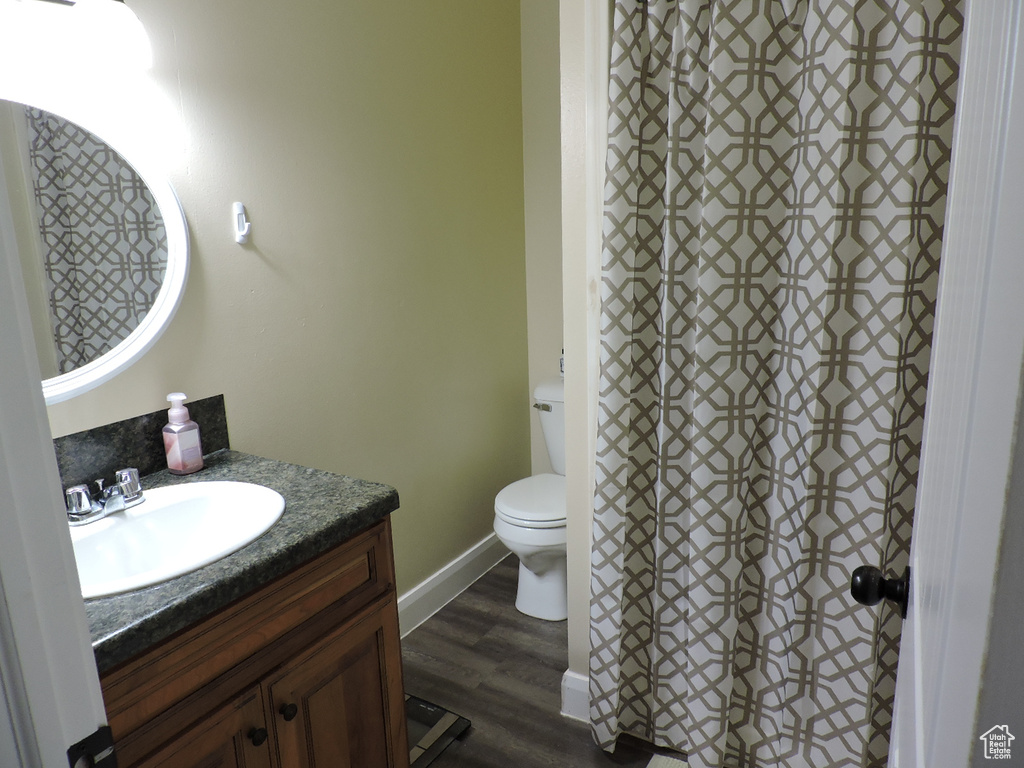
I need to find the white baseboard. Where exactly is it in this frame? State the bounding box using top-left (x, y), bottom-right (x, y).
top-left (560, 668), bottom-right (590, 722)
top-left (397, 533), bottom-right (509, 637)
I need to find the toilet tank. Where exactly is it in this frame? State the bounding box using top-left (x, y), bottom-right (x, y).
top-left (534, 379), bottom-right (565, 475)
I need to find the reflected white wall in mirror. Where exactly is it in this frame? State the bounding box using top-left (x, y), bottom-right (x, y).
top-left (0, 0), bottom-right (188, 404)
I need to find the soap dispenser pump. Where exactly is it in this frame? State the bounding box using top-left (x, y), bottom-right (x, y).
top-left (163, 393), bottom-right (204, 475)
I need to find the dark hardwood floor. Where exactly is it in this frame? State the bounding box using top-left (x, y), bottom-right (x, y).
top-left (400, 555), bottom-right (654, 768)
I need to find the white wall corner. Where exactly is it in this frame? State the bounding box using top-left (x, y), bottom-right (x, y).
top-left (559, 0), bottom-right (609, 685)
top-left (561, 668), bottom-right (590, 722)
top-left (397, 533), bottom-right (509, 638)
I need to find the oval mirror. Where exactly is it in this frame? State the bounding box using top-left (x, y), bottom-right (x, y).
top-left (0, 99), bottom-right (188, 404)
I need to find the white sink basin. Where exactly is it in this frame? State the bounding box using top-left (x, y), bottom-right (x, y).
top-left (70, 480), bottom-right (285, 599)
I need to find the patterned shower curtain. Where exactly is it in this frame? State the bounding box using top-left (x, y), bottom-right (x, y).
top-left (588, 2), bottom-right (961, 768)
top-left (26, 108), bottom-right (166, 374)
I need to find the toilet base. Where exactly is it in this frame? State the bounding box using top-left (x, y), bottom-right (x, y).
top-left (515, 557), bottom-right (567, 622)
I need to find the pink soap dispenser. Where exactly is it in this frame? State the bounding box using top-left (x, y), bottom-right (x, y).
top-left (163, 392), bottom-right (204, 475)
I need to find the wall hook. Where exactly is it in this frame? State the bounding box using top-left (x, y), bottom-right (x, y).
top-left (232, 202), bottom-right (251, 244)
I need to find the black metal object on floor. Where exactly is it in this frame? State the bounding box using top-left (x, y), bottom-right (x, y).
top-left (406, 694), bottom-right (471, 767)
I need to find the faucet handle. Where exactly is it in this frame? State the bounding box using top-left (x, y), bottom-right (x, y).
top-left (115, 468), bottom-right (142, 502)
top-left (65, 485), bottom-right (94, 516)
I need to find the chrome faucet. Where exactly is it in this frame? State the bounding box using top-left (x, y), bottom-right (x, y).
top-left (66, 468), bottom-right (145, 526)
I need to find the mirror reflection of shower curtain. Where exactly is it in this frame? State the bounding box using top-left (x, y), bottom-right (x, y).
top-left (25, 107), bottom-right (166, 374)
top-left (588, 2), bottom-right (963, 768)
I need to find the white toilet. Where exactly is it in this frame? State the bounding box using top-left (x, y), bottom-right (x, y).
top-left (493, 379), bottom-right (567, 621)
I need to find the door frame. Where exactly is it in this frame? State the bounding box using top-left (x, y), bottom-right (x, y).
top-left (890, 0), bottom-right (1024, 765)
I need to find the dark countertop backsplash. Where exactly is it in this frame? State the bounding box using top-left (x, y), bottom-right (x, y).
top-left (53, 394), bottom-right (229, 489)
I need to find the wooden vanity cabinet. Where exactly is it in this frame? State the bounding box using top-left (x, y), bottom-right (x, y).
top-left (100, 518), bottom-right (409, 768)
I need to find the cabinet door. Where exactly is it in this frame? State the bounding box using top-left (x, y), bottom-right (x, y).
top-left (266, 600), bottom-right (409, 768)
top-left (133, 687), bottom-right (273, 768)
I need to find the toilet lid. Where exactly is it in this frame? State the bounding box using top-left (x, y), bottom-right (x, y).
top-left (495, 474), bottom-right (566, 527)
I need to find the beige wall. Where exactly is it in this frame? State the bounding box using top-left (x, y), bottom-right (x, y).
top-left (521, 0), bottom-right (564, 475)
top-left (44, 0), bottom-right (532, 594)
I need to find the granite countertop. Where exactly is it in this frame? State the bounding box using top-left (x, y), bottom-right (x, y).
top-left (84, 449), bottom-right (400, 673)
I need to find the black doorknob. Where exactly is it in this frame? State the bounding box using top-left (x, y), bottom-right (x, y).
top-left (248, 727), bottom-right (269, 747)
top-left (850, 565), bottom-right (910, 618)
top-left (280, 702), bottom-right (298, 722)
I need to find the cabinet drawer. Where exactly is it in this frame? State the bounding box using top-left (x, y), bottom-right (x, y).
top-left (102, 519), bottom-right (394, 739)
top-left (133, 686), bottom-right (271, 768)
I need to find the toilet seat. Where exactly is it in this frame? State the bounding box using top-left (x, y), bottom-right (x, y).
top-left (494, 474), bottom-right (566, 529)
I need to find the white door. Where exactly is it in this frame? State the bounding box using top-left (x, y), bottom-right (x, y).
top-left (0, 76), bottom-right (107, 768)
top-left (887, 1), bottom-right (1024, 766)
top-left (0, 207), bottom-right (108, 763)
